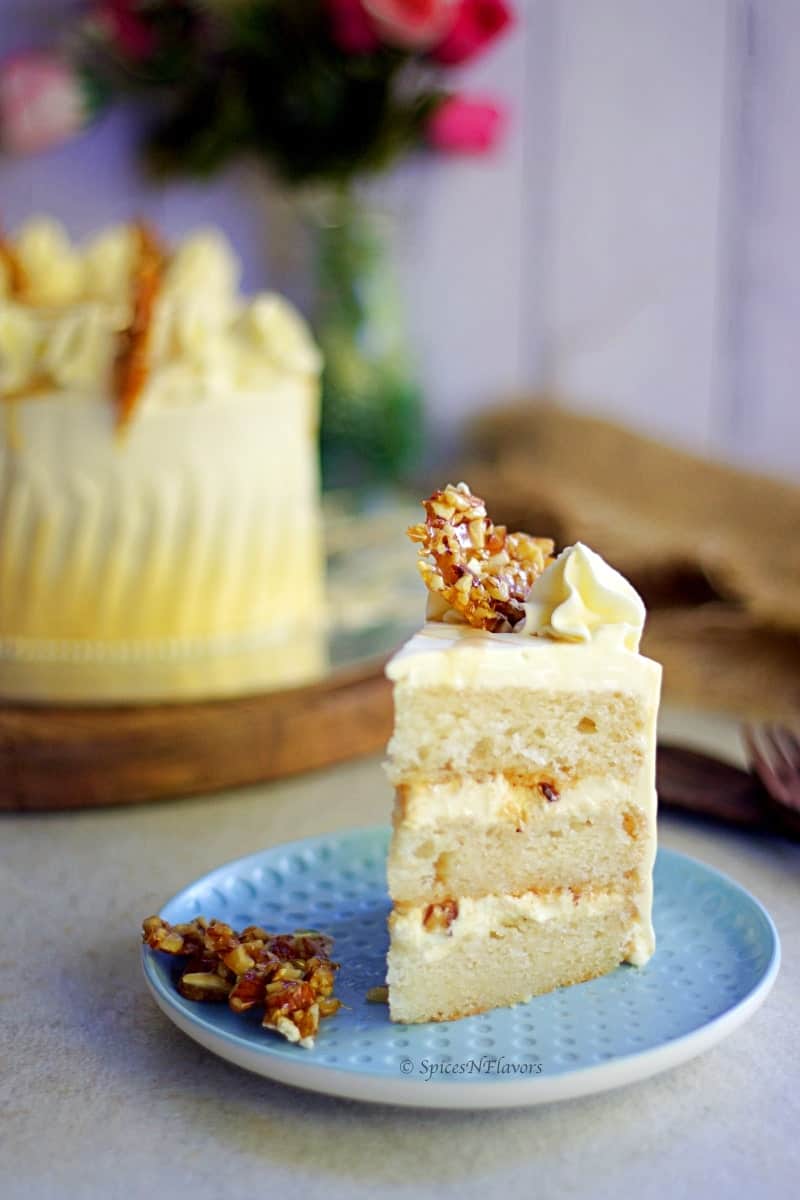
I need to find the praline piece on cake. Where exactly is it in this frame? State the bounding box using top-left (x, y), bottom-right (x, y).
top-left (0, 218), bottom-right (325, 702)
top-left (384, 483), bottom-right (661, 1024)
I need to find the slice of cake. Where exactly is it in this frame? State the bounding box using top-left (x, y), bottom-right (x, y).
top-left (0, 218), bottom-right (324, 702)
top-left (384, 483), bottom-right (661, 1023)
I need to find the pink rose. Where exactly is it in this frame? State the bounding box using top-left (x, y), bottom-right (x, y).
top-left (426, 94), bottom-right (506, 154)
top-left (431, 0), bottom-right (513, 65)
top-left (91, 1), bottom-right (157, 62)
top-left (0, 53), bottom-right (90, 156)
top-left (362, 0), bottom-right (459, 50)
top-left (325, 0), bottom-right (381, 54)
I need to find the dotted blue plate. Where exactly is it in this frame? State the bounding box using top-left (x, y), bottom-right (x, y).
top-left (142, 827), bottom-right (780, 1109)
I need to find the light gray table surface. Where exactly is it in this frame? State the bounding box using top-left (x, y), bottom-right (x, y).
top-left (2, 707), bottom-right (797, 1200)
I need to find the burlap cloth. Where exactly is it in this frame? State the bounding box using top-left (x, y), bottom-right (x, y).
top-left (456, 402), bottom-right (800, 720)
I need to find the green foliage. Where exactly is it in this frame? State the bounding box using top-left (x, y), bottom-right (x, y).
top-left (106, 0), bottom-right (445, 185)
top-left (310, 188), bottom-right (424, 485)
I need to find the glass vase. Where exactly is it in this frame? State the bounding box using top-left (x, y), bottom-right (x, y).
top-left (306, 186), bottom-right (424, 491)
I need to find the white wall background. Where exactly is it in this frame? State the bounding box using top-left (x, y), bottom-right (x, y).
top-left (1, 0), bottom-right (798, 479)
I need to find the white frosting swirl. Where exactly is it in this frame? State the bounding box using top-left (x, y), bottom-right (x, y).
top-left (242, 294), bottom-right (322, 375)
top-left (149, 231), bottom-right (240, 367)
top-left (83, 226), bottom-right (137, 305)
top-left (42, 307), bottom-right (114, 389)
top-left (15, 218), bottom-right (84, 306)
top-left (0, 220), bottom-right (321, 404)
top-left (522, 542), bottom-right (645, 651)
top-left (164, 229), bottom-right (240, 299)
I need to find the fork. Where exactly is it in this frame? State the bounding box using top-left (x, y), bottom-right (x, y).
top-left (743, 724), bottom-right (800, 839)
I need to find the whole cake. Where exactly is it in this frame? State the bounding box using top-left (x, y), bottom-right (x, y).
top-left (0, 218), bottom-right (324, 702)
top-left (385, 483), bottom-right (661, 1023)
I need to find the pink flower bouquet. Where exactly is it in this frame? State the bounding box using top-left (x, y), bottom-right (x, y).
top-left (0, 1), bottom-right (518, 486)
top-left (0, 0), bottom-right (516, 179)
top-left (0, 52), bottom-right (102, 155)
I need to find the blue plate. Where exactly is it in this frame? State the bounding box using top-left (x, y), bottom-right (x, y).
top-left (142, 827), bottom-right (780, 1109)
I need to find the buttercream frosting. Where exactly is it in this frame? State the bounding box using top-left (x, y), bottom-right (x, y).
top-left (0, 220), bottom-right (326, 702)
top-left (391, 887), bottom-right (629, 958)
top-left (14, 217), bottom-right (85, 306)
top-left (0, 218), bottom-right (321, 406)
top-left (522, 542), bottom-right (645, 651)
top-left (0, 305), bottom-right (40, 393)
top-left (386, 621), bottom-right (661, 697)
top-left (397, 772), bottom-right (642, 828)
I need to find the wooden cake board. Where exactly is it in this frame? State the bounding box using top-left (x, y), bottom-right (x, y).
top-left (0, 657), bottom-right (393, 812)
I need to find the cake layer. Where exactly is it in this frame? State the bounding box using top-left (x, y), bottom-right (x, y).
top-left (387, 683), bottom-right (651, 784)
top-left (387, 886), bottom-right (639, 1024)
top-left (386, 624), bottom-right (660, 784)
top-left (388, 773), bottom-right (652, 904)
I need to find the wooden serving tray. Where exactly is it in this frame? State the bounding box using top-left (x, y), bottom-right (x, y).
top-left (0, 657), bottom-right (393, 812)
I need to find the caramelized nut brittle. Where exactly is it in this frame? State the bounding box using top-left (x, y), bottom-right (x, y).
top-left (318, 996), bottom-right (343, 1018)
top-left (142, 916), bottom-right (341, 1048)
top-left (0, 233), bottom-right (26, 298)
top-left (142, 914), bottom-right (206, 956)
top-left (229, 966), bottom-right (271, 1014)
top-left (408, 482), bottom-right (554, 630)
top-left (179, 971), bottom-right (233, 1002)
top-left (202, 919), bottom-right (239, 957)
top-left (114, 222), bottom-right (165, 431)
top-left (422, 898), bottom-right (459, 933)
